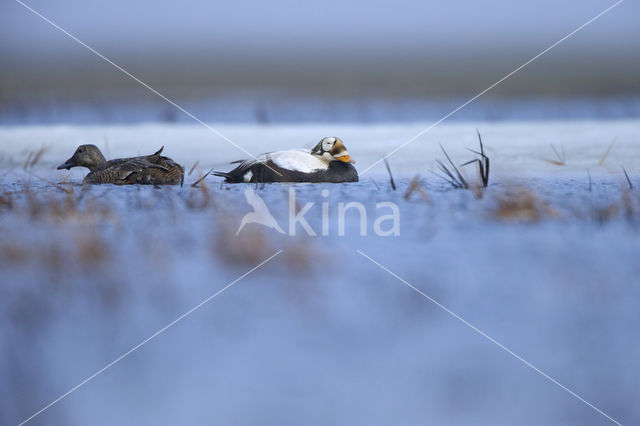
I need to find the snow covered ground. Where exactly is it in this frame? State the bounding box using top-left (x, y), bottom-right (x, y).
top-left (1, 119), bottom-right (639, 425)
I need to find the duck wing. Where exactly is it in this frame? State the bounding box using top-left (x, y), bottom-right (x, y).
top-left (154, 155), bottom-right (185, 185)
top-left (267, 150), bottom-right (327, 173)
top-left (85, 158), bottom-right (167, 184)
top-left (228, 150), bottom-right (325, 174)
top-left (213, 150), bottom-right (327, 183)
top-left (119, 158), bottom-right (168, 173)
top-left (146, 147), bottom-right (185, 185)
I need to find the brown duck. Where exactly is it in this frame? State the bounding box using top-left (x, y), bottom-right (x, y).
top-left (57, 145), bottom-right (184, 185)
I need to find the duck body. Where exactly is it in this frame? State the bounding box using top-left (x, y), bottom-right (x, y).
top-left (58, 145), bottom-right (184, 185)
top-left (213, 137), bottom-right (359, 183)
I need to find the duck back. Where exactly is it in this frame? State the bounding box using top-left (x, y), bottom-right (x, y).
top-left (85, 150), bottom-right (184, 185)
top-left (215, 159), bottom-right (358, 183)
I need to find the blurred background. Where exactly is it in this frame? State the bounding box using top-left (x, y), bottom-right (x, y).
top-left (2, 3), bottom-right (640, 425)
top-left (1, 0), bottom-right (639, 123)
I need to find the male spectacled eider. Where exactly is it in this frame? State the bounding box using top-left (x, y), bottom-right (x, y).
top-left (57, 145), bottom-right (184, 185)
top-left (213, 137), bottom-right (358, 183)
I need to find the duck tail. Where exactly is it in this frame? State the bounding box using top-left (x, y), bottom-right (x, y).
top-left (148, 146), bottom-right (164, 163)
top-left (212, 171), bottom-right (230, 179)
top-left (212, 170), bottom-right (243, 183)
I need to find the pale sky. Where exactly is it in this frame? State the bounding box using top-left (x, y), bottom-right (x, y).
top-left (2, 0), bottom-right (637, 57)
top-left (1, 0), bottom-right (638, 98)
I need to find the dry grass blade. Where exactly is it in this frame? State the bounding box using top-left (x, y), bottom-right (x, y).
top-left (460, 159), bottom-right (483, 183)
top-left (30, 147), bottom-right (46, 168)
top-left (477, 129), bottom-right (489, 186)
top-left (551, 144), bottom-right (565, 162)
top-left (403, 175), bottom-right (432, 203)
top-left (29, 173), bottom-right (73, 194)
top-left (212, 218), bottom-right (275, 267)
top-left (59, 172), bottom-right (72, 184)
top-left (588, 188), bottom-right (639, 225)
top-left (441, 144), bottom-right (468, 188)
top-left (23, 152), bottom-right (33, 170)
top-left (191, 168), bottom-right (213, 188)
top-left (0, 191), bottom-right (14, 211)
top-left (542, 144), bottom-right (566, 166)
top-left (621, 189), bottom-right (635, 222)
top-left (383, 158), bottom-right (396, 190)
top-left (435, 145), bottom-right (468, 189)
top-left (434, 160), bottom-right (465, 188)
top-left (461, 129), bottom-right (490, 187)
top-left (622, 166), bottom-right (633, 189)
top-left (492, 188), bottom-right (557, 223)
top-left (188, 161), bottom-right (200, 176)
top-left (598, 138), bottom-right (616, 166)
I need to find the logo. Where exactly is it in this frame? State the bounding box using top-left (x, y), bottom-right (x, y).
top-left (236, 188), bottom-right (400, 237)
top-left (236, 188), bottom-right (286, 235)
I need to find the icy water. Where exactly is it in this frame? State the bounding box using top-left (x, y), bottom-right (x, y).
top-left (1, 120), bottom-right (639, 425)
top-left (4, 95), bottom-right (640, 125)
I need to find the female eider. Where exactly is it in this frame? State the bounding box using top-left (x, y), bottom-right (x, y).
top-left (57, 145), bottom-right (184, 185)
top-left (213, 137), bottom-right (358, 183)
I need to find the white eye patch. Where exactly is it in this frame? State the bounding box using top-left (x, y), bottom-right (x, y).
top-left (322, 137), bottom-right (336, 151)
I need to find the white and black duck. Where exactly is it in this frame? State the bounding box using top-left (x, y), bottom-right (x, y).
top-left (213, 137), bottom-right (358, 183)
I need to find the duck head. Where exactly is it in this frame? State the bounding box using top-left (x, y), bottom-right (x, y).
top-left (57, 144), bottom-right (106, 172)
top-left (311, 137), bottom-right (354, 164)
